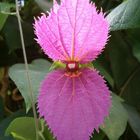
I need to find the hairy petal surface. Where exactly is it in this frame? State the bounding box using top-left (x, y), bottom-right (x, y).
top-left (58, 0), bottom-right (109, 62)
top-left (34, 0), bottom-right (109, 62)
top-left (34, 2), bottom-right (69, 61)
top-left (38, 68), bottom-right (111, 140)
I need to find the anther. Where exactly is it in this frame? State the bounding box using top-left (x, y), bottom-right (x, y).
top-left (66, 61), bottom-right (79, 72)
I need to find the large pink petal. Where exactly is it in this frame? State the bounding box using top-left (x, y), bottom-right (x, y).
top-left (38, 68), bottom-right (111, 140)
top-left (34, 2), bottom-right (70, 61)
top-left (34, 0), bottom-right (109, 62)
top-left (58, 0), bottom-right (109, 62)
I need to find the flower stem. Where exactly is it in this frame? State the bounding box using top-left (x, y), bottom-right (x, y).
top-left (15, 0), bottom-right (40, 140)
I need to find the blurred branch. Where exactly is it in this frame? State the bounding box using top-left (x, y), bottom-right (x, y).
top-left (119, 66), bottom-right (140, 96)
top-left (15, 0), bottom-right (40, 140)
top-left (0, 67), bottom-right (9, 99)
top-left (0, 11), bottom-right (16, 15)
top-left (0, 67), bottom-right (13, 115)
top-left (12, 88), bottom-right (23, 101)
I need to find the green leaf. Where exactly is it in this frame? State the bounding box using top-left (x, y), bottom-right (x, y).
top-left (0, 13), bottom-right (8, 31)
top-left (107, 0), bottom-right (140, 31)
top-left (121, 65), bottom-right (140, 109)
top-left (108, 32), bottom-right (139, 89)
top-left (91, 130), bottom-right (105, 140)
top-left (2, 16), bottom-right (35, 52)
top-left (92, 49), bottom-right (114, 88)
top-left (0, 109), bottom-right (31, 139)
top-left (35, 0), bottom-right (52, 11)
top-left (93, 61), bottom-right (114, 87)
top-left (5, 117), bottom-right (54, 140)
top-left (0, 136), bottom-right (13, 140)
top-left (0, 44), bottom-right (17, 67)
top-left (124, 104), bottom-right (140, 139)
top-left (132, 42), bottom-right (140, 62)
top-left (0, 97), bottom-right (4, 121)
top-left (126, 28), bottom-right (140, 62)
top-left (108, 32), bottom-right (140, 109)
top-left (100, 93), bottom-right (128, 140)
top-left (5, 117), bottom-right (37, 140)
top-left (0, 2), bottom-right (15, 13)
top-left (9, 59), bottom-right (51, 112)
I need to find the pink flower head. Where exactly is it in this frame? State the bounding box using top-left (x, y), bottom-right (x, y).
top-left (34, 0), bottom-right (111, 140)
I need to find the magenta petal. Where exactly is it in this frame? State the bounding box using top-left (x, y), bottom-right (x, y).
top-left (58, 0), bottom-right (109, 62)
top-left (38, 68), bottom-right (111, 140)
top-left (34, 0), bottom-right (109, 62)
top-left (34, 3), bottom-right (68, 61)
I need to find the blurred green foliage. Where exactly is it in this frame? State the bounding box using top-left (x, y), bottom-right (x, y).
top-left (0, 0), bottom-right (140, 140)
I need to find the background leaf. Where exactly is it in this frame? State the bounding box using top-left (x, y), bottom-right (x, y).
top-left (0, 2), bottom-right (15, 13)
top-left (0, 2), bottom-right (15, 32)
top-left (107, 0), bottom-right (140, 31)
top-left (35, 0), bottom-right (52, 12)
top-left (126, 28), bottom-right (140, 63)
top-left (100, 93), bottom-right (128, 140)
top-left (108, 32), bottom-right (139, 89)
top-left (2, 16), bottom-right (35, 52)
top-left (0, 109), bottom-right (32, 140)
top-left (9, 59), bottom-right (51, 111)
top-left (91, 131), bottom-right (105, 140)
top-left (6, 117), bottom-right (37, 140)
top-left (93, 60), bottom-right (114, 87)
top-left (0, 13), bottom-right (8, 31)
top-left (108, 32), bottom-right (140, 109)
top-left (124, 104), bottom-right (140, 139)
top-left (0, 97), bottom-right (4, 121)
top-left (5, 117), bottom-right (54, 140)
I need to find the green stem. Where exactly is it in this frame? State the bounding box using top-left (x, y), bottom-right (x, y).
top-left (15, 1), bottom-right (40, 140)
top-left (1, 11), bottom-right (16, 15)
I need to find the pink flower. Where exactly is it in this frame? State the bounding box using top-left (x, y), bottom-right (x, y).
top-left (34, 0), bottom-right (111, 140)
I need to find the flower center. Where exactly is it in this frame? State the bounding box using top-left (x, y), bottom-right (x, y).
top-left (66, 61), bottom-right (79, 72)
